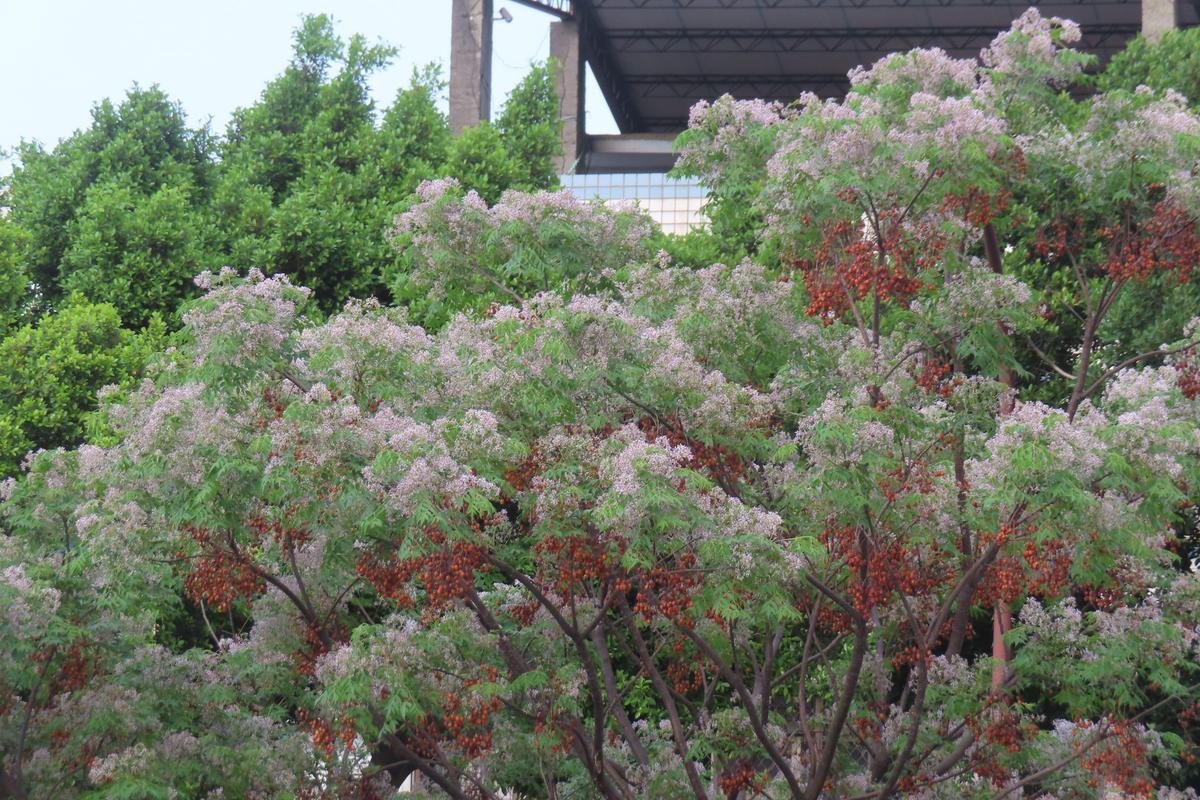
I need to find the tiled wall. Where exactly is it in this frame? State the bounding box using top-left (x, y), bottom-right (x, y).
top-left (559, 172), bottom-right (708, 236)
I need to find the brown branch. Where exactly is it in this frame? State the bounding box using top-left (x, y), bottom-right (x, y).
top-left (11, 645), bottom-right (56, 798)
top-left (590, 620), bottom-right (651, 768)
top-left (1080, 339), bottom-right (1199, 401)
top-left (1024, 337), bottom-right (1076, 381)
top-left (804, 613), bottom-right (869, 800)
top-left (658, 604), bottom-right (805, 797)
top-left (617, 598), bottom-right (708, 800)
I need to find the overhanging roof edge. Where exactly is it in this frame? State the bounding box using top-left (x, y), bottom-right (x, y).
top-left (508, 0), bottom-right (574, 20)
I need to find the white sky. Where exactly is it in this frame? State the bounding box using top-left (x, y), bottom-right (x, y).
top-left (0, 0), bottom-right (618, 175)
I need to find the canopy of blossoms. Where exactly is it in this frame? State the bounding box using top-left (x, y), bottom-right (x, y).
top-left (3, 9), bottom-right (1200, 800)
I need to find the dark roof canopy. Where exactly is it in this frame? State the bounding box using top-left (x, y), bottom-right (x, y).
top-left (510, 0), bottom-right (1199, 132)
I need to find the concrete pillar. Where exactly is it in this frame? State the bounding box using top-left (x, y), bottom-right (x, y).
top-left (551, 19), bottom-right (585, 174)
top-left (449, 0), bottom-right (493, 134)
top-left (1142, 0), bottom-right (1177, 42)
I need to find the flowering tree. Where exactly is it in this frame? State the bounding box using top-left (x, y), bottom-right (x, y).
top-left (3, 11), bottom-right (1200, 800)
top-left (385, 177), bottom-right (651, 326)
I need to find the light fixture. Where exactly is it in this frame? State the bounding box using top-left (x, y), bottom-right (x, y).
top-left (496, 7), bottom-right (513, 22)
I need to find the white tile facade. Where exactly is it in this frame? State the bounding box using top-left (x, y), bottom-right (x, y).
top-left (559, 172), bottom-right (708, 236)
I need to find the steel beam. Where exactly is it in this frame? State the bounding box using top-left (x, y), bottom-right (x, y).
top-left (605, 24), bottom-right (1138, 53)
top-left (507, 0), bottom-right (575, 18)
top-left (625, 73), bottom-right (851, 97)
top-left (576, 1), bottom-right (642, 132)
top-left (588, 0), bottom-right (1136, 8)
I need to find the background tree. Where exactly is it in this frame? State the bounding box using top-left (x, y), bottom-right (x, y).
top-left (212, 14), bottom-right (398, 309)
top-left (4, 86), bottom-right (216, 326)
top-left (1100, 27), bottom-right (1200, 106)
top-left (0, 299), bottom-right (161, 476)
top-left (495, 60), bottom-right (561, 189)
top-left (0, 218), bottom-right (30, 334)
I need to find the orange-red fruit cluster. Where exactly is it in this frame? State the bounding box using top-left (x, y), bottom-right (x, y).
top-left (717, 761), bottom-right (766, 798)
top-left (634, 551), bottom-right (700, 627)
top-left (182, 524), bottom-right (265, 612)
top-left (1102, 202), bottom-right (1200, 284)
top-left (1081, 720), bottom-right (1154, 798)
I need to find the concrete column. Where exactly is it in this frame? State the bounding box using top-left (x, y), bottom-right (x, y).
top-left (550, 19), bottom-right (585, 174)
top-left (1142, 0), bottom-right (1177, 42)
top-left (449, 0), bottom-right (493, 134)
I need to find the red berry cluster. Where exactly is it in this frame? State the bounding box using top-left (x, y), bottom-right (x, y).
top-left (979, 557), bottom-right (1025, 605)
top-left (980, 707), bottom-right (1036, 754)
top-left (1080, 575), bottom-right (1131, 612)
top-left (1022, 538), bottom-right (1072, 599)
top-left (876, 459), bottom-right (946, 503)
top-left (978, 530), bottom-right (1071, 605)
top-left (796, 217), bottom-right (925, 322)
top-left (854, 714), bottom-right (882, 743)
top-left (1033, 218), bottom-right (1074, 261)
top-left (941, 187), bottom-right (1011, 228)
top-left (534, 533), bottom-right (614, 595)
top-left (181, 524), bottom-right (264, 612)
top-left (796, 592), bottom-right (856, 634)
top-left (246, 512), bottom-right (310, 550)
top-left (665, 635), bottom-right (705, 693)
top-left (436, 675), bottom-right (502, 757)
top-left (637, 417), bottom-right (751, 488)
top-left (717, 760), bottom-right (766, 798)
top-left (1102, 202), bottom-right (1200, 284)
top-left (633, 551), bottom-right (700, 627)
top-left (298, 709), bottom-right (357, 759)
top-left (44, 640), bottom-right (101, 697)
top-left (509, 599), bottom-right (539, 627)
top-left (356, 552), bottom-right (418, 609)
top-left (534, 712), bottom-right (576, 755)
top-left (1178, 703), bottom-right (1200, 766)
top-left (293, 622), bottom-right (347, 677)
top-left (912, 359), bottom-right (960, 399)
top-left (890, 643), bottom-right (932, 670)
top-left (1080, 720), bottom-right (1154, 798)
top-left (257, 386), bottom-right (288, 429)
top-left (965, 707), bottom-right (1036, 785)
top-left (1176, 347), bottom-right (1200, 400)
top-left (503, 447), bottom-right (542, 493)
top-left (419, 541), bottom-right (488, 611)
top-left (821, 525), bottom-right (949, 615)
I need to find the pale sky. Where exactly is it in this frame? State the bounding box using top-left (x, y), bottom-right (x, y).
top-left (0, 0), bottom-right (618, 175)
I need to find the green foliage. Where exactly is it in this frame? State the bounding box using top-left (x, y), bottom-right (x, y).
top-left (4, 85), bottom-right (216, 316)
top-left (444, 122), bottom-right (518, 205)
top-left (385, 178), bottom-right (652, 327)
top-left (0, 216), bottom-right (32, 333)
top-left (59, 180), bottom-right (207, 326)
top-left (0, 299), bottom-right (161, 476)
top-left (1100, 27), bottom-right (1200, 106)
top-left (671, 96), bottom-right (786, 257)
top-left (652, 226), bottom-right (743, 269)
top-left (496, 60), bottom-right (562, 189)
top-left (377, 65), bottom-right (453, 194)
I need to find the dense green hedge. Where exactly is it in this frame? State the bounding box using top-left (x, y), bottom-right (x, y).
top-left (1099, 27), bottom-right (1200, 105)
top-left (0, 299), bottom-right (163, 475)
